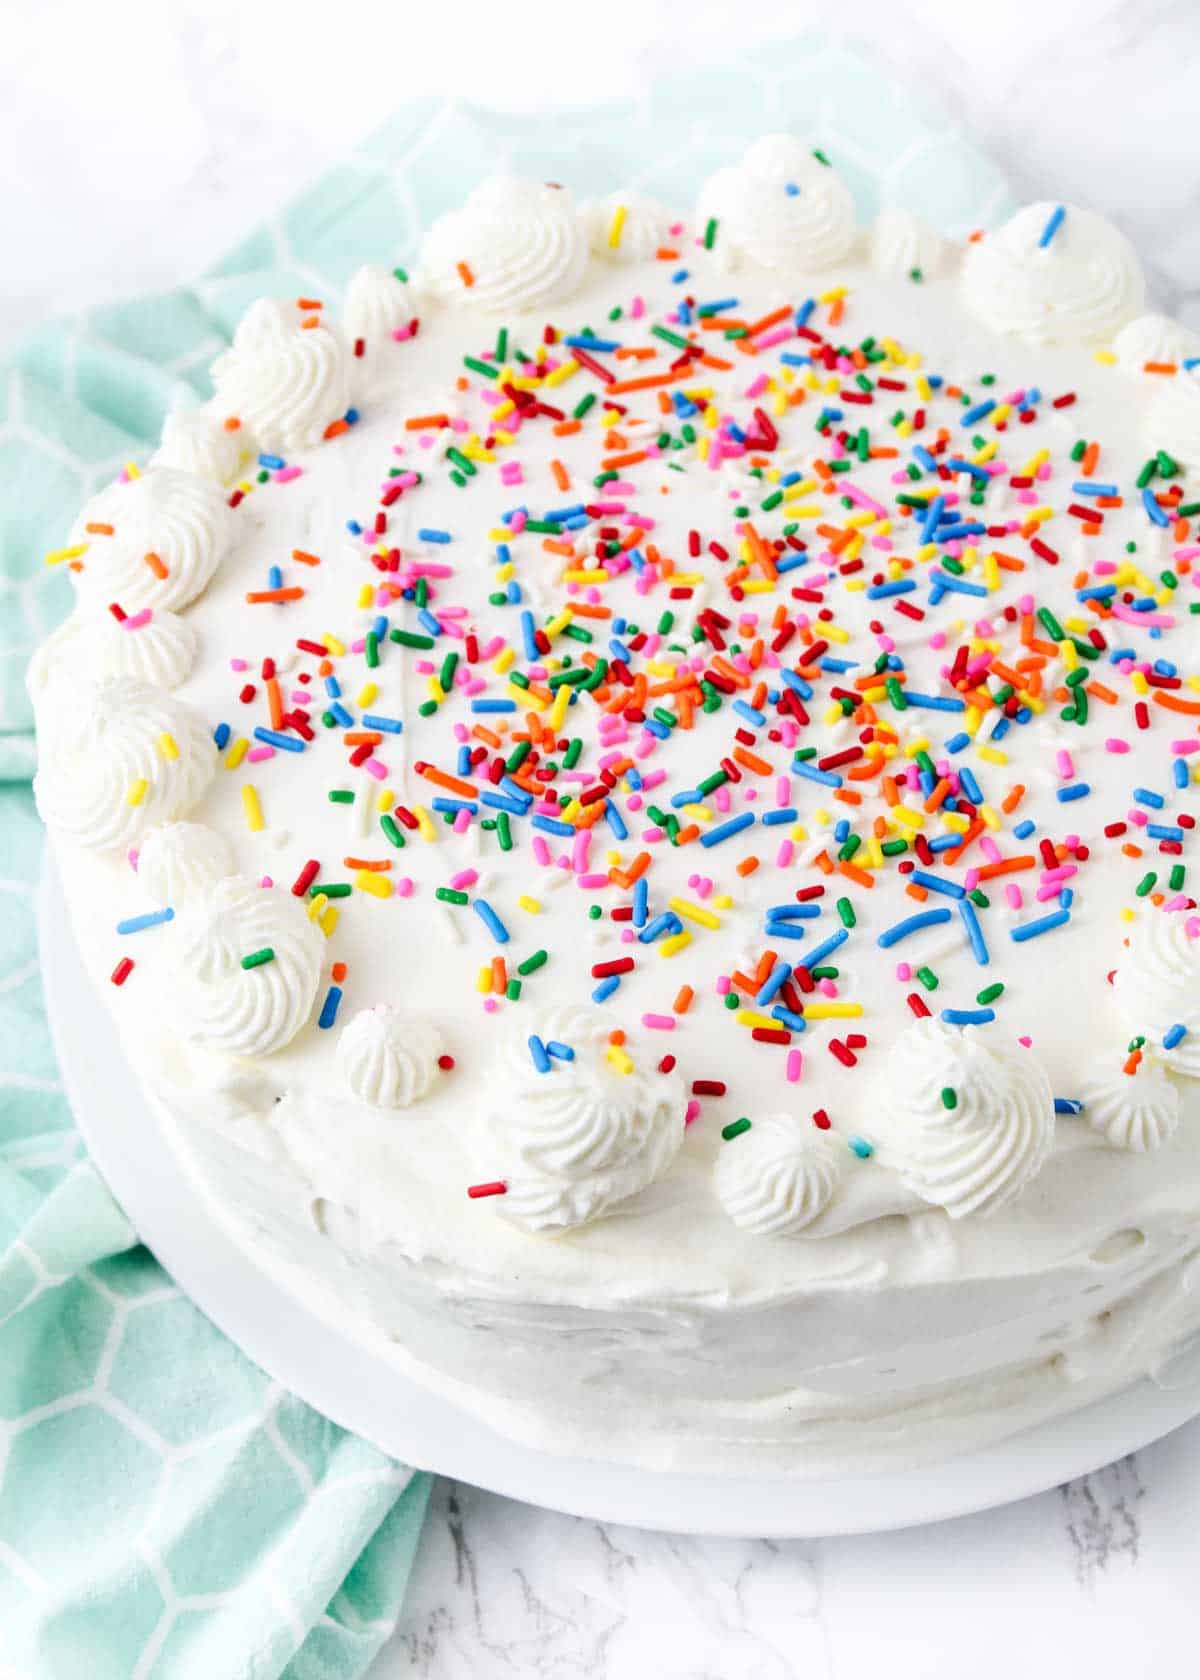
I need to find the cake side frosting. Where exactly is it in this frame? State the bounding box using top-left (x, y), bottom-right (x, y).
top-left (33, 149), bottom-right (1200, 1471)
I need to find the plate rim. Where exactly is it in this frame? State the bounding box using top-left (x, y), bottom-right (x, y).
top-left (37, 855), bottom-right (1200, 1537)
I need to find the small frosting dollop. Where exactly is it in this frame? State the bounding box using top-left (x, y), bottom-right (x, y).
top-left (34, 675), bottom-right (216, 854)
top-left (420, 177), bottom-right (589, 315)
top-left (582, 190), bottom-right (673, 264)
top-left (66, 467), bottom-right (233, 614)
top-left (137, 822), bottom-right (234, 907)
top-left (871, 1019), bottom-right (1055, 1218)
top-left (210, 298), bottom-right (352, 453)
top-left (152, 408), bottom-right (244, 485)
top-left (28, 608), bottom-right (197, 694)
top-left (961, 203), bottom-right (1144, 345)
top-left (337, 1006), bottom-right (444, 1108)
top-left (1081, 1049), bottom-right (1181, 1152)
top-left (342, 264), bottom-right (416, 349)
top-left (483, 1004), bottom-right (686, 1231)
top-left (1147, 365), bottom-right (1200, 478)
top-left (1111, 312), bottom-right (1200, 375)
top-left (169, 876), bottom-right (323, 1058)
top-left (1113, 912), bottom-right (1200, 1075)
top-left (696, 136), bottom-right (857, 273)
top-left (715, 1114), bottom-right (844, 1236)
top-left (869, 209), bottom-right (950, 282)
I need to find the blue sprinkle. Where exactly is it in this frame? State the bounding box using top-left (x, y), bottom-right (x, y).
top-left (1056, 783), bottom-right (1090, 803)
top-left (732, 700), bottom-right (767, 727)
top-left (431, 798), bottom-right (476, 815)
top-left (1037, 204), bottom-right (1066, 247)
top-left (1164, 1024), bottom-right (1188, 1050)
top-left (770, 1006), bottom-right (807, 1032)
top-left (1072, 480), bottom-right (1118, 497)
top-left (479, 791), bottom-right (527, 816)
top-left (1010, 909), bottom-right (1071, 943)
top-left (418, 527), bottom-right (451, 544)
top-left (1133, 786), bottom-right (1165, 809)
top-left (254, 727), bottom-right (306, 753)
top-left (361, 713), bottom-right (403, 733)
top-left (470, 699), bottom-right (517, 714)
top-left (318, 986), bottom-right (343, 1030)
top-left (473, 899), bottom-right (509, 944)
top-left (761, 808), bottom-right (798, 826)
top-left (639, 912), bottom-right (682, 945)
top-left (328, 701), bottom-right (354, 729)
top-left (592, 976), bottom-right (621, 1002)
top-left (960, 399), bottom-right (996, 427)
top-left (545, 1040), bottom-right (575, 1062)
top-left (1054, 1097), bottom-right (1083, 1115)
top-left (213, 722), bottom-right (231, 751)
top-left (802, 928), bottom-right (849, 968)
top-left (531, 814), bottom-right (573, 837)
top-left (762, 923), bottom-right (810, 942)
top-left (1142, 487), bottom-right (1170, 527)
top-left (605, 800), bottom-right (628, 840)
top-left (1013, 819), bottom-right (1035, 840)
top-left (528, 1035), bottom-right (551, 1074)
top-left (417, 609), bottom-right (442, 637)
top-left (267, 565), bottom-right (282, 590)
top-left (792, 761), bottom-right (842, 789)
top-left (1174, 758), bottom-right (1189, 789)
top-left (756, 962), bottom-right (792, 1007)
top-left (909, 871), bottom-right (964, 899)
top-left (699, 812), bottom-right (756, 850)
top-left (877, 908), bottom-right (953, 948)
top-left (848, 1136), bottom-right (874, 1160)
top-left (116, 908), bottom-right (175, 935)
top-left (866, 579), bottom-right (917, 600)
top-left (765, 903), bottom-right (822, 921)
top-left (958, 767), bottom-right (983, 805)
top-left (942, 1007), bottom-right (995, 1025)
top-left (257, 452), bottom-right (285, 470)
top-left (633, 877), bottom-right (648, 928)
top-left (958, 898), bottom-right (989, 966)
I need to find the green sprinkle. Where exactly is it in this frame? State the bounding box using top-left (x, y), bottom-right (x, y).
top-left (328, 789), bottom-right (355, 805)
top-left (390, 629), bottom-right (435, 650)
top-left (916, 965), bottom-right (939, 992)
top-left (723, 990), bottom-right (739, 1010)
top-left (1135, 872), bottom-right (1157, 898)
top-left (722, 1117), bottom-right (752, 1141)
top-left (436, 887), bottom-right (469, 906)
top-left (574, 393), bottom-right (597, 420)
top-left (940, 1087), bottom-right (957, 1110)
top-left (517, 949), bottom-right (547, 976)
top-left (976, 982), bottom-right (1004, 1006)
top-left (240, 947), bottom-right (275, 970)
top-left (497, 810), bottom-right (512, 852)
top-left (380, 813), bottom-right (405, 848)
top-left (836, 897), bottom-right (856, 929)
top-left (651, 324), bottom-right (690, 351)
top-left (505, 978), bottom-right (522, 1001)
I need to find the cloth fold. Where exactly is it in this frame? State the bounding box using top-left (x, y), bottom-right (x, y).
top-left (0, 44), bottom-right (1010, 1677)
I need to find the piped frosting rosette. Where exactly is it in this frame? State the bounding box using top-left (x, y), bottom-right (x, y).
top-left (168, 876), bottom-right (324, 1058)
top-left (696, 136), bottom-right (857, 272)
top-left (342, 264), bottom-right (417, 350)
top-left (715, 1113), bottom-right (844, 1236)
top-left (152, 407), bottom-right (245, 485)
top-left (419, 177), bottom-right (589, 314)
top-left (137, 822), bottom-right (234, 908)
top-left (582, 189), bottom-right (674, 264)
top-left (33, 675), bottom-right (216, 854)
top-left (869, 209), bottom-right (951, 281)
top-left (1112, 313), bottom-right (1200, 376)
top-left (65, 467), bottom-right (233, 614)
top-left (482, 1004), bottom-right (686, 1231)
top-left (1113, 911), bottom-right (1200, 1076)
top-left (337, 1005), bottom-right (445, 1108)
top-left (871, 1019), bottom-right (1055, 1218)
top-left (210, 298), bottom-right (352, 453)
top-left (1147, 365), bottom-right (1200, 478)
top-left (27, 608), bottom-right (197, 695)
top-left (961, 203), bottom-right (1144, 345)
top-left (1081, 1046), bottom-right (1181, 1152)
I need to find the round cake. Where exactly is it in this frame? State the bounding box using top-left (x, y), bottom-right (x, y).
top-left (33, 137), bottom-right (1200, 1473)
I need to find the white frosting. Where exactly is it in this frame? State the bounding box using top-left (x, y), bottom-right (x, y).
top-left (169, 876), bottom-right (324, 1058)
top-left (1081, 1049), bottom-right (1181, 1152)
top-left (696, 136), bottom-right (857, 272)
top-left (715, 1114), bottom-right (844, 1236)
top-left (27, 608), bottom-right (197, 693)
top-left (1114, 912), bottom-right (1200, 1075)
top-left (483, 1005), bottom-right (686, 1231)
top-left (34, 675), bottom-right (216, 854)
top-left (872, 1020), bottom-right (1056, 1219)
top-left (1147, 366), bottom-right (1200, 477)
top-left (1112, 312), bottom-right (1200, 374)
top-left (137, 821), bottom-right (235, 907)
top-left (420, 177), bottom-right (588, 315)
top-left (210, 299), bottom-right (352, 453)
top-left (869, 209), bottom-right (950, 281)
top-left (582, 190), bottom-right (673, 264)
top-left (337, 1006), bottom-right (444, 1108)
top-left (961, 202), bottom-right (1144, 345)
top-left (152, 408), bottom-right (244, 485)
top-left (343, 264), bottom-right (416, 349)
top-left (66, 467), bottom-right (233, 614)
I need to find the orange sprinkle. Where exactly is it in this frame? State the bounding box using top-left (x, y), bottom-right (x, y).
top-left (144, 551), bottom-right (168, 579)
top-left (246, 588), bottom-right (304, 603)
top-left (673, 985), bottom-right (694, 1015)
top-left (292, 548), bottom-right (321, 566)
top-left (735, 856), bottom-right (760, 877)
top-left (456, 261), bottom-right (475, 288)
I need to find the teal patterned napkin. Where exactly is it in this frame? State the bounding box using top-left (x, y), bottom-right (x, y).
top-left (0, 36), bottom-right (1012, 1679)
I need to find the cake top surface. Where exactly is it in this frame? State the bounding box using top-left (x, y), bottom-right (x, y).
top-left (32, 138), bottom-right (1200, 1290)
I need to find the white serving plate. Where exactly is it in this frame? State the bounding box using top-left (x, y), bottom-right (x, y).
top-left (38, 858), bottom-right (1200, 1537)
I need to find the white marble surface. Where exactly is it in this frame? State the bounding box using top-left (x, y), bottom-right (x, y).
top-left (9, 0), bottom-right (1200, 1672)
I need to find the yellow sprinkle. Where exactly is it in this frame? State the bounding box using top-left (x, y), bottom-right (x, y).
top-left (355, 869), bottom-right (392, 899)
top-left (476, 965), bottom-right (492, 994)
top-left (712, 893), bottom-right (734, 910)
top-left (976, 745), bottom-right (1008, 766)
top-left (427, 677), bottom-right (446, 703)
top-left (513, 683), bottom-right (546, 711)
top-left (357, 682), bottom-right (379, 707)
top-left (156, 732), bottom-right (178, 761)
top-left (319, 906), bottom-right (338, 938)
top-left (606, 1044), bottom-right (634, 1075)
top-left (979, 803), bottom-right (1001, 831)
top-left (891, 805), bottom-right (925, 831)
top-left (307, 893), bottom-right (328, 922)
top-left (127, 777), bottom-right (149, 807)
top-left (225, 737), bottom-right (249, 771)
top-left (45, 543), bottom-right (89, 566)
top-left (1119, 904), bottom-right (1136, 921)
top-left (323, 634), bottom-right (346, 657)
top-left (123, 460), bottom-right (142, 480)
top-left (413, 805), bottom-right (437, 842)
top-left (736, 1010), bottom-right (779, 1031)
top-left (1094, 349), bottom-right (1118, 365)
top-left (377, 787), bottom-right (395, 811)
top-left (356, 584), bottom-right (374, 610)
top-left (544, 358), bottom-right (579, 388)
top-left (659, 930), bottom-right (692, 958)
top-left (242, 785), bottom-right (264, 832)
top-left (517, 895), bottom-right (541, 914)
top-left (493, 647), bottom-right (516, 674)
top-left (543, 610), bottom-right (572, 639)
top-left (802, 1002), bottom-right (864, 1020)
top-left (607, 204), bottom-right (627, 248)
top-left (548, 685), bottom-right (571, 733)
top-left (669, 897), bottom-right (720, 930)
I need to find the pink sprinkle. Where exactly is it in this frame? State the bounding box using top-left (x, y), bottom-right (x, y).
top-left (785, 1049), bottom-right (803, 1084)
top-left (273, 466), bottom-right (303, 483)
top-left (1055, 749), bottom-right (1075, 780)
top-left (684, 1099), bottom-right (700, 1126)
top-left (483, 996), bottom-right (499, 1012)
top-left (1005, 883), bottom-right (1023, 909)
top-left (577, 873), bottom-right (609, 888)
top-left (364, 758), bottom-right (388, 780)
top-left (246, 746), bottom-right (275, 763)
top-left (1105, 737), bottom-right (1131, 753)
top-left (643, 1013), bottom-right (675, 1031)
top-left (397, 878), bottom-right (414, 897)
top-left (450, 869), bottom-right (478, 890)
top-left (716, 975), bottom-right (731, 995)
top-left (122, 609), bottom-right (152, 631)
